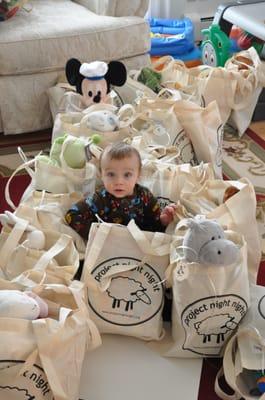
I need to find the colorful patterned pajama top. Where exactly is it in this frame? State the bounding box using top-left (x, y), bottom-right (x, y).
top-left (65, 184), bottom-right (165, 240)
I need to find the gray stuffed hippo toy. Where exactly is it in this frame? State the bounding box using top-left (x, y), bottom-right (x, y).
top-left (180, 216), bottom-right (240, 266)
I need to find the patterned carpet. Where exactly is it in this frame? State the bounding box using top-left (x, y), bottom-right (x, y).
top-left (0, 129), bottom-right (51, 177)
top-left (223, 122), bottom-right (265, 261)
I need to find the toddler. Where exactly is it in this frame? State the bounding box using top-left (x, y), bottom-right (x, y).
top-left (65, 142), bottom-right (176, 239)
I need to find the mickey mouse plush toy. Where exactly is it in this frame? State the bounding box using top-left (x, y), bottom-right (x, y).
top-left (65, 58), bottom-right (127, 107)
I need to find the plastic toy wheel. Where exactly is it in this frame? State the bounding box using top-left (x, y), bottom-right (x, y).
top-left (201, 40), bottom-right (218, 67)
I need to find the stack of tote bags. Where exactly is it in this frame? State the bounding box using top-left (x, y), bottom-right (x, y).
top-left (0, 47), bottom-right (264, 399)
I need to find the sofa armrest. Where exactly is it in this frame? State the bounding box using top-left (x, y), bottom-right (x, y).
top-left (73, 0), bottom-right (149, 17)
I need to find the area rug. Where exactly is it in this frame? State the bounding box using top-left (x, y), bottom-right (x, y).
top-left (0, 129), bottom-right (51, 178)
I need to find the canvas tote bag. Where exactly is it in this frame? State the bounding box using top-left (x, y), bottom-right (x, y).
top-left (139, 160), bottom-right (214, 208)
top-left (151, 56), bottom-right (198, 91)
top-left (215, 284), bottom-right (265, 400)
top-left (226, 47), bottom-right (265, 136)
top-left (179, 177), bottom-right (261, 284)
top-left (111, 69), bottom-right (157, 106)
top-left (5, 145), bottom-right (97, 198)
top-left (81, 220), bottom-right (173, 340)
top-left (129, 135), bottom-right (184, 164)
top-left (52, 103), bottom-right (136, 147)
top-left (173, 99), bottom-right (223, 178)
top-left (134, 96), bottom-right (197, 165)
top-left (165, 229), bottom-right (249, 358)
top-left (4, 189), bottom-right (86, 259)
top-left (0, 280), bottom-right (101, 400)
top-left (151, 56), bottom-right (237, 125)
top-left (0, 216), bottom-right (79, 284)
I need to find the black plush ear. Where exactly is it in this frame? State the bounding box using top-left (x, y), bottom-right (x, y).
top-left (105, 61), bottom-right (127, 88)
top-left (65, 58), bottom-right (82, 86)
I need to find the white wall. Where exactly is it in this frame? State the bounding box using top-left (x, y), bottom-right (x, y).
top-left (147, 0), bottom-right (233, 19)
top-left (146, 0), bottom-right (234, 40)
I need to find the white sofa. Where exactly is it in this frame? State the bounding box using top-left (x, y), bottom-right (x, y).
top-left (0, 0), bottom-right (151, 135)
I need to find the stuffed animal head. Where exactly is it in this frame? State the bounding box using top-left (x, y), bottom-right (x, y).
top-left (49, 134), bottom-right (101, 169)
top-left (181, 216), bottom-right (239, 266)
top-left (0, 290), bottom-right (48, 320)
top-left (65, 58), bottom-right (127, 107)
top-left (0, 211), bottom-right (46, 250)
top-left (84, 110), bottom-right (120, 132)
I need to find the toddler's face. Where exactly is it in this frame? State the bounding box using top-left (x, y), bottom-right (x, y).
top-left (101, 154), bottom-right (140, 198)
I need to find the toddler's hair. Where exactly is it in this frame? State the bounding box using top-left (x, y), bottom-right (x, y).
top-left (99, 142), bottom-right (142, 171)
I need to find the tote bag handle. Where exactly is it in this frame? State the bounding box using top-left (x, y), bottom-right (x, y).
top-left (5, 147), bottom-right (37, 210)
top-left (82, 222), bottom-right (134, 291)
top-left (127, 219), bottom-right (170, 256)
top-left (83, 221), bottom-right (170, 291)
top-left (68, 282), bottom-right (102, 350)
top-left (0, 218), bottom-right (30, 268)
top-left (32, 234), bottom-right (73, 272)
top-left (215, 328), bottom-right (265, 400)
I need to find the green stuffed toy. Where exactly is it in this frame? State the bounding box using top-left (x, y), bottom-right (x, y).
top-left (137, 67), bottom-right (162, 94)
top-left (49, 133), bottom-right (101, 169)
top-left (180, 215), bottom-right (240, 266)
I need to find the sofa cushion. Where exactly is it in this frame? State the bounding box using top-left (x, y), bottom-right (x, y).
top-left (0, 53), bottom-right (150, 135)
top-left (0, 0), bottom-right (150, 76)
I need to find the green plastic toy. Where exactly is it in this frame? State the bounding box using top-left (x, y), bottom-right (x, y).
top-left (201, 24), bottom-right (231, 67)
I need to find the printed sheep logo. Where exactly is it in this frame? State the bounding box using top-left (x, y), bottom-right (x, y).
top-left (194, 313), bottom-right (237, 344)
top-left (106, 276), bottom-right (152, 312)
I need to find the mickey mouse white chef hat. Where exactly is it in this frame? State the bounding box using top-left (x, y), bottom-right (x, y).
top-left (79, 61), bottom-right (108, 80)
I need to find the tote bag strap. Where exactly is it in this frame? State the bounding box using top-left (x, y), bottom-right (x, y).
top-left (93, 221), bottom-right (170, 292)
top-left (214, 367), bottom-right (241, 400)
top-left (83, 222), bottom-right (138, 292)
top-left (82, 223), bottom-right (113, 287)
top-left (33, 234), bottom-right (72, 272)
top-left (216, 329), bottom-right (265, 400)
top-left (0, 218), bottom-right (30, 269)
top-left (31, 314), bottom-right (72, 399)
top-left (117, 104), bottom-right (137, 128)
top-left (127, 219), bottom-right (170, 256)
top-left (84, 223), bottom-right (112, 271)
top-left (198, 67), bottom-right (255, 110)
top-left (68, 283), bottom-right (102, 350)
top-left (135, 109), bottom-right (172, 146)
top-left (215, 332), bottom-right (243, 400)
top-left (5, 148), bottom-right (36, 210)
top-left (84, 222), bottom-right (170, 291)
top-left (151, 55), bottom-right (175, 70)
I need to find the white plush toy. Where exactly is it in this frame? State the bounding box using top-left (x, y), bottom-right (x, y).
top-left (84, 110), bottom-right (120, 132)
top-left (0, 211), bottom-right (45, 250)
top-left (0, 290), bottom-right (48, 320)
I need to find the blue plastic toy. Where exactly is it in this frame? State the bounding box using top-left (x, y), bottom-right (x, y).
top-left (149, 17), bottom-right (195, 57)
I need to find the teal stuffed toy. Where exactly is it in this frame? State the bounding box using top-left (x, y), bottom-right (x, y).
top-left (180, 215), bottom-right (240, 266)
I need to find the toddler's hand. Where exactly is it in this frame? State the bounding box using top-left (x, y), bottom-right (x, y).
top-left (160, 203), bottom-right (177, 226)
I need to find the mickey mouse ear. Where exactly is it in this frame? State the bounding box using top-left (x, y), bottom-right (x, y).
top-left (80, 61), bottom-right (108, 80)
